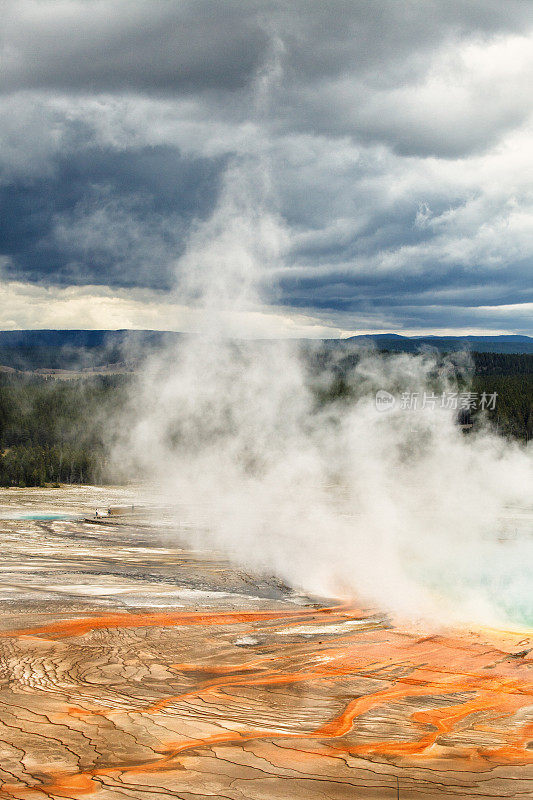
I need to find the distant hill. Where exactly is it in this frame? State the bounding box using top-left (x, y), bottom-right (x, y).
top-left (342, 333), bottom-right (533, 354)
top-left (0, 329), bottom-right (531, 371)
top-left (0, 330), bottom-right (181, 371)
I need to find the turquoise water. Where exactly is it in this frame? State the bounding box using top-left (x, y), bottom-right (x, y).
top-left (4, 513), bottom-right (79, 521)
top-left (457, 541), bottom-right (533, 627)
top-left (412, 531), bottom-right (533, 628)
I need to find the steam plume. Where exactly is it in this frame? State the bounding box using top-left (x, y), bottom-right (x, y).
top-left (117, 49), bottom-right (533, 630)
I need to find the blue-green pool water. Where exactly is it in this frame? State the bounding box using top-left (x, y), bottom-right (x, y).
top-left (3, 513), bottom-right (80, 521)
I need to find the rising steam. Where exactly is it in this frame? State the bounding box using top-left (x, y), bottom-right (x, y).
top-left (117, 50), bottom-right (533, 630)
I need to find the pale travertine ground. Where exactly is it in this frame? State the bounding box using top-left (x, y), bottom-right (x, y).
top-left (0, 487), bottom-right (530, 800)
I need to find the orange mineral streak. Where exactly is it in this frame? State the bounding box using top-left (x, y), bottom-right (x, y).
top-left (483, 718), bottom-right (533, 762)
top-left (1, 773), bottom-right (98, 798)
top-left (1, 609), bottom-right (531, 799)
top-left (0, 607), bottom-right (341, 640)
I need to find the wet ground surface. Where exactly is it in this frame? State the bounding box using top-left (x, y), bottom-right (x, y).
top-left (0, 487), bottom-right (530, 799)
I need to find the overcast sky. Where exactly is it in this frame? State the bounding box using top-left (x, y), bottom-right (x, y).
top-left (1, 0), bottom-right (533, 336)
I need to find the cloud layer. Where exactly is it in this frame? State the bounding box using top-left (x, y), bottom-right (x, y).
top-left (1, 1), bottom-right (533, 334)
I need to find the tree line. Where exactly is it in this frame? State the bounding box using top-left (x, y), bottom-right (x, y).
top-left (0, 350), bottom-right (531, 487)
top-left (0, 374), bottom-right (129, 487)
top-left (311, 349), bottom-right (533, 443)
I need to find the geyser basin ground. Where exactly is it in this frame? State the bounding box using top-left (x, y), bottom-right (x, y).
top-left (0, 488), bottom-right (530, 800)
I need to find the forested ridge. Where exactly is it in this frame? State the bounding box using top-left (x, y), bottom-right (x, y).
top-left (0, 350), bottom-right (531, 487)
top-left (0, 374), bottom-right (129, 487)
top-left (311, 350), bottom-right (533, 443)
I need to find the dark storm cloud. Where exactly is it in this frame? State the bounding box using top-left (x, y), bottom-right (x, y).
top-left (1, 1), bottom-right (269, 95)
top-left (273, 1), bottom-right (533, 157)
top-left (2, 1), bottom-right (531, 96)
top-left (1, 1), bottom-right (533, 332)
top-left (0, 141), bottom-right (223, 288)
top-left (277, 262), bottom-right (533, 312)
top-left (374, 304), bottom-right (533, 336)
